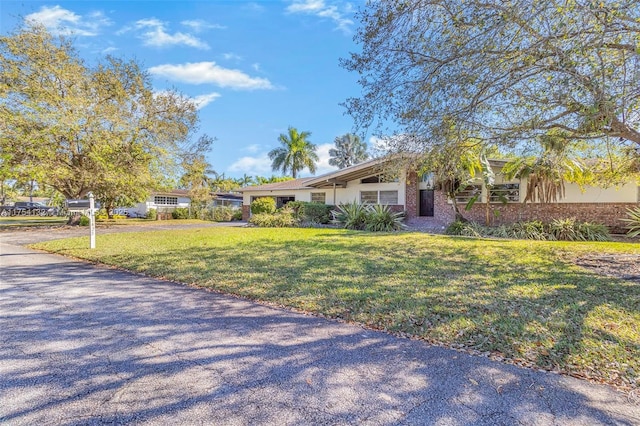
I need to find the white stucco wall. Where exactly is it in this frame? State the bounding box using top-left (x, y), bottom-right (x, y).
top-left (243, 176), bottom-right (406, 207)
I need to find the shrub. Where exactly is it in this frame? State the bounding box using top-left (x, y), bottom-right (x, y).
top-left (211, 206), bottom-right (235, 222)
top-left (112, 214), bottom-right (128, 220)
top-left (79, 215), bottom-right (90, 226)
top-left (249, 209), bottom-right (297, 228)
top-left (622, 206), bottom-right (640, 238)
top-left (575, 222), bottom-right (610, 241)
top-left (445, 220), bottom-right (466, 235)
top-left (286, 201), bottom-right (306, 220)
top-left (365, 204), bottom-right (406, 232)
top-left (304, 203), bottom-right (333, 224)
top-left (251, 197), bottom-right (276, 215)
top-left (171, 208), bottom-right (190, 219)
top-left (510, 221), bottom-right (548, 240)
top-left (549, 218), bottom-right (578, 241)
top-left (232, 209), bottom-right (243, 221)
top-left (331, 202), bottom-right (369, 230)
top-left (146, 209), bottom-right (157, 220)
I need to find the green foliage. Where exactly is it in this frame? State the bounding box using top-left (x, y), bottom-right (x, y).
top-left (622, 207), bottom-right (640, 238)
top-left (268, 127), bottom-right (319, 178)
top-left (331, 202), bottom-right (406, 231)
top-left (0, 23), bottom-right (202, 204)
top-left (171, 208), bottom-right (190, 219)
top-left (250, 197), bottom-right (276, 215)
top-left (331, 201), bottom-right (369, 230)
top-left (286, 201), bottom-right (332, 224)
top-left (344, 0), bottom-right (640, 167)
top-left (249, 209), bottom-right (297, 228)
top-left (232, 209), bottom-right (243, 221)
top-left (78, 215), bottom-right (90, 226)
top-left (446, 219), bottom-right (610, 242)
top-left (146, 209), bottom-right (157, 220)
top-left (364, 204), bottom-right (406, 232)
top-left (211, 206), bottom-right (236, 222)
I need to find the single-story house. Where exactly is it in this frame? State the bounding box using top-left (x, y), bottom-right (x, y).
top-left (127, 190), bottom-right (243, 218)
top-left (129, 189), bottom-right (192, 218)
top-left (239, 157), bottom-right (639, 232)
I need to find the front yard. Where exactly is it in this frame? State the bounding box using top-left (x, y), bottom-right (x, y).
top-left (33, 227), bottom-right (640, 390)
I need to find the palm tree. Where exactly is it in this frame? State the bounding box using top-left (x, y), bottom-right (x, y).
top-left (329, 133), bottom-right (369, 168)
top-left (269, 127), bottom-right (319, 178)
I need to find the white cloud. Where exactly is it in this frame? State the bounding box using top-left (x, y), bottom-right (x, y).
top-left (181, 19), bottom-right (226, 32)
top-left (192, 92), bottom-right (221, 109)
top-left (149, 62), bottom-right (274, 90)
top-left (228, 154), bottom-right (272, 174)
top-left (244, 144), bottom-right (262, 153)
top-left (243, 3), bottom-right (266, 13)
top-left (223, 52), bottom-right (243, 61)
top-left (286, 0), bottom-right (354, 34)
top-left (101, 46), bottom-right (118, 54)
top-left (251, 63), bottom-right (261, 72)
top-left (26, 5), bottom-right (112, 36)
top-left (135, 18), bottom-right (209, 49)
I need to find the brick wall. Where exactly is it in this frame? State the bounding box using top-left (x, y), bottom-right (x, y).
top-left (242, 205), bottom-right (250, 221)
top-left (405, 171), bottom-right (419, 219)
top-left (462, 201), bottom-right (638, 233)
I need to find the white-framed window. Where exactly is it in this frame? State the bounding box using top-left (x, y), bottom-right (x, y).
top-left (154, 196), bottom-right (178, 205)
top-left (455, 185), bottom-right (482, 204)
top-left (360, 191), bottom-right (378, 204)
top-left (490, 184), bottom-right (520, 203)
top-left (379, 190), bottom-right (398, 205)
top-left (311, 192), bottom-right (326, 203)
top-left (360, 190), bottom-right (399, 205)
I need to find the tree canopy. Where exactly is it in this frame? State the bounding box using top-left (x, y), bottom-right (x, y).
top-left (268, 127), bottom-right (319, 178)
top-left (329, 133), bottom-right (369, 169)
top-left (343, 0), bottom-right (640, 172)
top-left (0, 24), bottom-right (203, 208)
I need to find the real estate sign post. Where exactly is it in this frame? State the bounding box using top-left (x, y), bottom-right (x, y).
top-left (88, 192), bottom-right (96, 249)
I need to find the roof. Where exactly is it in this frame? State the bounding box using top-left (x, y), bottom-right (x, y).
top-left (239, 158), bottom-right (388, 192)
top-left (153, 189), bottom-right (190, 197)
top-left (239, 177), bottom-right (316, 192)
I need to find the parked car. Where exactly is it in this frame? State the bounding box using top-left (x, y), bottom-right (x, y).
top-left (12, 202), bottom-right (59, 216)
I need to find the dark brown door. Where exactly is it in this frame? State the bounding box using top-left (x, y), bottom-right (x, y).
top-left (419, 190), bottom-right (434, 217)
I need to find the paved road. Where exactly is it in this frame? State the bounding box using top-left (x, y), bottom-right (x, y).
top-left (1, 228), bottom-right (639, 425)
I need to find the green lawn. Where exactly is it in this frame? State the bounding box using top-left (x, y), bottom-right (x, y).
top-left (33, 227), bottom-right (640, 390)
top-left (0, 216), bottom-right (67, 227)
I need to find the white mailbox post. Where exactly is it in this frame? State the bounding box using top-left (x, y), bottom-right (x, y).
top-left (88, 192), bottom-right (96, 249)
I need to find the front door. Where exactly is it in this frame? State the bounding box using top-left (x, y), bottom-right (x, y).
top-left (419, 190), bottom-right (434, 217)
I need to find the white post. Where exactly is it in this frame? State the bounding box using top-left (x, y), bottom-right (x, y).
top-left (88, 192), bottom-right (96, 249)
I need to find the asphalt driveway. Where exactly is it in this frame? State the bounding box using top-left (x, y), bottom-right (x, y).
top-left (1, 228), bottom-right (639, 425)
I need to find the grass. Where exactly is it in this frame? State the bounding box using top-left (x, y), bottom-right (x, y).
top-left (32, 227), bottom-right (640, 390)
top-left (0, 216), bottom-right (67, 227)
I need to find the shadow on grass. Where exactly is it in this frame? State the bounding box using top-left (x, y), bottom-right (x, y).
top-left (43, 231), bottom-right (640, 389)
top-left (1, 257), bottom-right (637, 424)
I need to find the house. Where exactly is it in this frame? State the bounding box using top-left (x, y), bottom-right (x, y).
top-left (129, 189), bottom-right (191, 218)
top-left (239, 158), bottom-right (640, 232)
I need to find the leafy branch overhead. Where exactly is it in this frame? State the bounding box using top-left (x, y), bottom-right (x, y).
top-left (343, 0), bottom-right (640, 161)
top-left (0, 23), bottom-right (207, 210)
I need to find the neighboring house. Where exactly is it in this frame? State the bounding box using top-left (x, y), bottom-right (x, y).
top-left (239, 158), bottom-right (640, 232)
top-left (211, 193), bottom-right (243, 209)
top-left (130, 189), bottom-right (191, 218)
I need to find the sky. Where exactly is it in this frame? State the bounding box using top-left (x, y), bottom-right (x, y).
top-left (0, 0), bottom-right (371, 179)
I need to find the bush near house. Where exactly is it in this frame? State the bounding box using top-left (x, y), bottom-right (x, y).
top-left (250, 197), bottom-right (276, 215)
top-left (446, 219), bottom-right (611, 241)
top-left (171, 207), bottom-right (190, 219)
top-left (288, 201), bottom-right (333, 224)
top-left (146, 209), bottom-right (157, 220)
top-left (249, 206), bottom-right (297, 228)
top-left (331, 202), bottom-right (406, 232)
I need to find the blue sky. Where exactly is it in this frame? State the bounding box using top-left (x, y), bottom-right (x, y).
top-left (1, 0), bottom-right (370, 179)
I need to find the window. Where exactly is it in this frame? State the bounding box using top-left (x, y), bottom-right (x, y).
top-left (490, 184), bottom-right (520, 203)
top-left (154, 196), bottom-right (178, 205)
top-left (361, 175), bottom-right (381, 184)
top-left (454, 185), bottom-right (482, 204)
top-left (360, 190), bottom-right (399, 205)
top-left (360, 191), bottom-right (378, 204)
top-left (311, 192), bottom-right (326, 203)
top-left (379, 190), bottom-right (398, 205)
